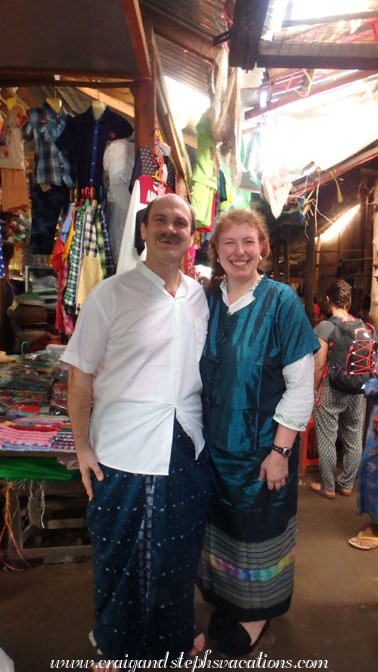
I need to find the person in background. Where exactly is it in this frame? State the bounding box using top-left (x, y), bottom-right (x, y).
top-left (199, 209), bottom-right (319, 657)
top-left (311, 280), bottom-right (365, 499)
top-left (61, 194), bottom-right (210, 666)
top-left (349, 258), bottom-right (378, 550)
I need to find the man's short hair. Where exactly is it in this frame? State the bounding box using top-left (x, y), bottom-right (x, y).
top-left (143, 197), bottom-right (196, 234)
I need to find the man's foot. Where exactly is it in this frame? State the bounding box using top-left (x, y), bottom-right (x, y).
top-left (348, 526), bottom-right (378, 550)
top-left (188, 632), bottom-right (205, 657)
top-left (310, 482), bottom-right (336, 499)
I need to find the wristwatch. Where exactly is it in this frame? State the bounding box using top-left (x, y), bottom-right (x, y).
top-left (271, 444), bottom-right (292, 458)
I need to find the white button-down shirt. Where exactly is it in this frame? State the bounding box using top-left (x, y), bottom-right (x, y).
top-left (61, 262), bottom-right (209, 474)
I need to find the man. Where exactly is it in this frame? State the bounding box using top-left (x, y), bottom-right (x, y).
top-left (61, 194), bottom-right (210, 662)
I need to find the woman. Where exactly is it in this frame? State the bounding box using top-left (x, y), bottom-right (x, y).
top-left (199, 209), bottom-right (319, 657)
top-left (311, 280), bottom-right (366, 499)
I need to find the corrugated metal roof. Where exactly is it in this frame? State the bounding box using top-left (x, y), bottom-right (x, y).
top-left (156, 35), bottom-right (212, 95)
top-left (143, 0), bottom-right (227, 37)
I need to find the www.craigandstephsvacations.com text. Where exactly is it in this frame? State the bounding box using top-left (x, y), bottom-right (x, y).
top-left (50, 650), bottom-right (329, 669)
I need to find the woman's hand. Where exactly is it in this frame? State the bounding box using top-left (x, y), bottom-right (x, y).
top-left (259, 451), bottom-right (289, 491)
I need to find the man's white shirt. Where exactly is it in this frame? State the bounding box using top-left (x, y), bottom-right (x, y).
top-left (61, 261), bottom-right (209, 475)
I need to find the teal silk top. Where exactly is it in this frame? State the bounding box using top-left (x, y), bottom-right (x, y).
top-left (201, 276), bottom-right (319, 510)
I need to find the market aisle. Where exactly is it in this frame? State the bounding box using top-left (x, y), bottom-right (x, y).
top-left (0, 474), bottom-right (377, 672)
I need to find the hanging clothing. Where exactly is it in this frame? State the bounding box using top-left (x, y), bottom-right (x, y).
top-left (0, 168), bottom-right (29, 213)
top-left (103, 138), bottom-right (135, 265)
top-left (116, 176), bottom-right (172, 274)
top-left (129, 146), bottom-right (176, 194)
top-left (23, 101), bottom-right (74, 187)
top-left (199, 276), bottom-right (319, 620)
top-left (87, 420), bottom-right (210, 659)
top-left (28, 183), bottom-right (69, 254)
top-left (191, 112), bottom-right (217, 232)
top-left (55, 106), bottom-right (133, 191)
top-left (0, 103), bottom-right (28, 170)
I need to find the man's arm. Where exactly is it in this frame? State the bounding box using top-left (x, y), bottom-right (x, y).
top-left (67, 364), bottom-right (103, 500)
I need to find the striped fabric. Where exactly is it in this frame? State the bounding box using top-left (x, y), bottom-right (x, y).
top-left (200, 515), bottom-right (296, 613)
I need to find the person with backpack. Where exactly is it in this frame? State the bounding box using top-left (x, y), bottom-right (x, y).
top-left (311, 279), bottom-right (376, 499)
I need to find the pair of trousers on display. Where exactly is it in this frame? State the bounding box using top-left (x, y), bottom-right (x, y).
top-left (29, 184), bottom-right (69, 254)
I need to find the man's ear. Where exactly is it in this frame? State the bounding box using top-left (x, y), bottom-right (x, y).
top-left (140, 221), bottom-right (146, 241)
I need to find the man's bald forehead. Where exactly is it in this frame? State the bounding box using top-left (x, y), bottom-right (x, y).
top-left (143, 195), bottom-right (196, 233)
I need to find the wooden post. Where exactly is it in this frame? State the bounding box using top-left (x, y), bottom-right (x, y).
top-left (305, 216), bottom-right (315, 325)
top-left (133, 18), bottom-right (155, 151)
top-left (283, 235), bottom-right (290, 284)
top-left (272, 240), bottom-right (280, 281)
top-left (370, 180), bottom-right (378, 331)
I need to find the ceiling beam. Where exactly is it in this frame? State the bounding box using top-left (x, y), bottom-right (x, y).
top-left (245, 70), bottom-right (378, 120)
top-left (120, 0), bottom-right (151, 79)
top-left (76, 87), bottom-right (134, 118)
top-left (283, 11), bottom-right (378, 27)
top-left (257, 42), bottom-right (378, 70)
top-left (142, 4), bottom-right (216, 62)
top-left (290, 145), bottom-right (378, 196)
top-left (229, 0), bottom-right (270, 69)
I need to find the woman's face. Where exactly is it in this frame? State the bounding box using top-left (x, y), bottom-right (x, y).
top-left (217, 222), bottom-right (262, 284)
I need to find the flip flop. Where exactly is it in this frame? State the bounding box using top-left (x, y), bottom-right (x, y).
top-left (348, 531), bottom-right (378, 550)
top-left (309, 482), bottom-right (336, 499)
top-left (335, 484), bottom-right (353, 497)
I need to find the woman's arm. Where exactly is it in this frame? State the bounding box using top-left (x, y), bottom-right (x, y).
top-left (314, 337), bottom-right (328, 390)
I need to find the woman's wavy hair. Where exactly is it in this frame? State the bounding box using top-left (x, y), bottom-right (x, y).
top-left (326, 279), bottom-right (352, 309)
top-left (208, 209), bottom-right (270, 287)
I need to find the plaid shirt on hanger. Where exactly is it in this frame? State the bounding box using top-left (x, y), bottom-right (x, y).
top-left (23, 102), bottom-right (75, 187)
top-left (96, 202), bottom-right (116, 277)
top-left (63, 204), bottom-right (86, 314)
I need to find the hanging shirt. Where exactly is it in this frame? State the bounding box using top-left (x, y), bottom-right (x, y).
top-left (23, 102), bottom-right (74, 187)
top-left (0, 104), bottom-right (28, 170)
top-left (56, 106), bottom-right (133, 190)
top-left (61, 261), bottom-right (209, 475)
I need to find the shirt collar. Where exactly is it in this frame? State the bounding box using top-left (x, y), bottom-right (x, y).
top-left (136, 261), bottom-right (188, 297)
top-left (43, 101), bottom-right (66, 120)
top-left (220, 273), bottom-right (264, 305)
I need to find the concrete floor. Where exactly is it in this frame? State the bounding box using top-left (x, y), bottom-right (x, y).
top-left (1, 472), bottom-right (377, 672)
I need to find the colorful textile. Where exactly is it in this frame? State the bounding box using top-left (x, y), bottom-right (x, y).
top-left (87, 419), bottom-right (210, 659)
top-left (0, 457), bottom-right (79, 480)
top-left (199, 275), bottom-right (319, 620)
top-left (356, 378), bottom-right (378, 524)
top-left (63, 204), bottom-right (85, 313)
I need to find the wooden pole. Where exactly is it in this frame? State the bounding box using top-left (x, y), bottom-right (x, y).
top-left (305, 217), bottom-right (315, 325)
top-left (370, 180), bottom-right (378, 331)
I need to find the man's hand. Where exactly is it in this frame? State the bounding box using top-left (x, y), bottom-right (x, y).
top-left (373, 409), bottom-right (378, 433)
top-left (259, 451), bottom-right (289, 491)
top-left (77, 442), bottom-right (104, 501)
